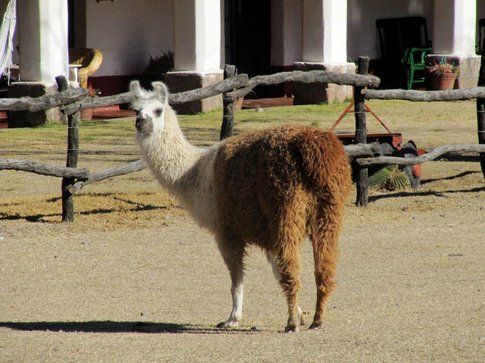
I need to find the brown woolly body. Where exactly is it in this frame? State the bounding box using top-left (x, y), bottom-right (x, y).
top-left (214, 125), bottom-right (351, 331)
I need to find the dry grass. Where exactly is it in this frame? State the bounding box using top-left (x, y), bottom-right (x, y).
top-left (0, 100), bottom-right (484, 361)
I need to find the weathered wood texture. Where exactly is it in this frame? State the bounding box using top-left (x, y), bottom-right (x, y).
top-left (0, 159), bottom-right (89, 179)
top-left (354, 57), bottom-right (370, 207)
top-left (220, 65), bottom-right (238, 140)
top-left (477, 55), bottom-right (485, 177)
top-left (70, 159), bottom-right (145, 194)
top-left (227, 70), bottom-right (381, 101)
top-left (62, 74), bottom-right (250, 115)
top-left (344, 142), bottom-right (381, 158)
top-left (0, 88), bottom-right (87, 112)
top-left (56, 76), bottom-right (80, 222)
top-left (364, 87), bottom-right (485, 101)
top-left (170, 73), bottom-right (249, 105)
top-left (356, 144), bottom-right (485, 167)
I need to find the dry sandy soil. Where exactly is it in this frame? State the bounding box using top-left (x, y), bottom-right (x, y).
top-left (0, 101), bottom-right (484, 361)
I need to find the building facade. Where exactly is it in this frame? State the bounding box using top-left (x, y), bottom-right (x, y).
top-left (9, 0), bottom-right (485, 113)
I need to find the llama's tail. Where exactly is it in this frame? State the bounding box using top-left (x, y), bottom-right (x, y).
top-left (294, 129), bottom-right (351, 193)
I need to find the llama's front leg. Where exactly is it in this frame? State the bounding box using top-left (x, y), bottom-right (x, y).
top-left (216, 275), bottom-right (243, 328)
top-left (216, 241), bottom-right (245, 329)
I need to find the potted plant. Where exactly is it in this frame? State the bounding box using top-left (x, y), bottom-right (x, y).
top-left (140, 51), bottom-right (174, 88)
top-left (80, 85), bottom-right (101, 121)
top-left (426, 57), bottom-right (459, 90)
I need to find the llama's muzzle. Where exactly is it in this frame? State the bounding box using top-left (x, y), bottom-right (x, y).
top-left (135, 116), bottom-right (151, 132)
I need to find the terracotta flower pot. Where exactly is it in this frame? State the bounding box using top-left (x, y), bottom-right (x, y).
top-left (233, 97), bottom-right (244, 111)
top-left (429, 73), bottom-right (457, 91)
top-left (80, 108), bottom-right (94, 121)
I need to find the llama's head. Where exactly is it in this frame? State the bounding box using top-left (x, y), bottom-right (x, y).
top-left (130, 81), bottom-right (170, 134)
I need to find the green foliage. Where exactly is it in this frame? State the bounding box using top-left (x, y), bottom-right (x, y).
top-left (369, 164), bottom-right (410, 191)
top-left (143, 51), bottom-right (174, 76)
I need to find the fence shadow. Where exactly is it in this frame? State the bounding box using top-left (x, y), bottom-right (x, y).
top-left (0, 321), bottom-right (259, 335)
top-left (420, 170), bottom-right (478, 185)
top-left (0, 202), bottom-right (169, 222)
top-left (369, 186), bottom-right (485, 203)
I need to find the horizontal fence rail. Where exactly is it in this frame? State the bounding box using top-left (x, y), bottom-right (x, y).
top-left (0, 88), bottom-right (87, 112)
top-left (227, 70), bottom-right (381, 101)
top-left (356, 144), bottom-right (485, 166)
top-left (3, 143), bottom-right (482, 185)
top-left (0, 159), bottom-right (89, 179)
top-left (363, 87), bottom-right (485, 101)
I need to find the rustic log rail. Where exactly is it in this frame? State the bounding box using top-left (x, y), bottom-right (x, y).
top-left (0, 159), bottom-right (89, 179)
top-left (0, 143), bottom-right (380, 186)
top-left (363, 87), bottom-right (485, 101)
top-left (0, 88), bottom-right (87, 112)
top-left (69, 159), bottom-right (145, 194)
top-left (62, 73), bottom-right (250, 115)
top-left (227, 70), bottom-right (380, 101)
top-left (356, 144), bottom-right (485, 167)
top-left (8, 144), bottom-right (484, 180)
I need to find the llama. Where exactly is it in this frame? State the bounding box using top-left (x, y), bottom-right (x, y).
top-left (131, 81), bottom-right (351, 332)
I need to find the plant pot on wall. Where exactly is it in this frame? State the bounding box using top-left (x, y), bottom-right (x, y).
top-left (426, 57), bottom-right (459, 91)
top-left (80, 108), bottom-right (94, 121)
top-left (429, 73), bottom-right (457, 91)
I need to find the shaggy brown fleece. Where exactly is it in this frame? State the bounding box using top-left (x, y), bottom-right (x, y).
top-left (214, 125), bottom-right (351, 331)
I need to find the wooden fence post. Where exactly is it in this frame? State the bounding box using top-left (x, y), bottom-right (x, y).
top-left (220, 65), bottom-right (237, 140)
top-left (477, 55), bottom-right (485, 178)
top-left (354, 56), bottom-right (370, 206)
top-left (56, 76), bottom-right (80, 222)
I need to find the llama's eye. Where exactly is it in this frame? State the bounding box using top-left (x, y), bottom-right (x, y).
top-left (154, 108), bottom-right (162, 118)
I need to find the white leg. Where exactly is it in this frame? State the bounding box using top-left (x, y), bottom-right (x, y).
top-left (266, 251), bottom-right (304, 325)
top-left (217, 277), bottom-right (243, 328)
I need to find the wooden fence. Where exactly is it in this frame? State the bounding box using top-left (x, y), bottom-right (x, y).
top-left (1, 57), bottom-right (484, 221)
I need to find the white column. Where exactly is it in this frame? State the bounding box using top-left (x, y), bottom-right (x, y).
top-left (323, 0), bottom-right (348, 63)
top-left (173, 0), bottom-right (221, 72)
top-left (302, 0), bottom-right (348, 64)
top-left (17, 0), bottom-right (69, 82)
top-left (433, 0), bottom-right (477, 56)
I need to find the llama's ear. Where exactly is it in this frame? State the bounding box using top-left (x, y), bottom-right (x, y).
top-left (129, 80), bottom-right (142, 97)
top-left (152, 82), bottom-right (169, 104)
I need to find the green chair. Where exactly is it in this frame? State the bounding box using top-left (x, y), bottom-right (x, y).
top-left (403, 47), bottom-right (431, 90)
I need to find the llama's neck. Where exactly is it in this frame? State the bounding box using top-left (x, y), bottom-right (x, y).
top-left (137, 108), bottom-right (203, 189)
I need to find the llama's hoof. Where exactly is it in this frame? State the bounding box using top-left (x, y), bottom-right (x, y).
top-left (216, 320), bottom-right (239, 329)
top-left (309, 321), bottom-right (324, 330)
top-left (284, 325), bottom-right (300, 333)
top-left (299, 314), bottom-right (306, 326)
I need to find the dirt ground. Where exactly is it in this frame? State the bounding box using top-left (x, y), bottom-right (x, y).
top-left (0, 101), bottom-right (484, 361)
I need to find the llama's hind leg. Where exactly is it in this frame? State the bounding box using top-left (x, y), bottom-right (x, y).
top-left (216, 238), bottom-right (245, 329)
top-left (274, 244), bottom-right (302, 333)
top-left (309, 206), bottom-right (342, 330)
top-left (265, 251), bottom-right (305, 326)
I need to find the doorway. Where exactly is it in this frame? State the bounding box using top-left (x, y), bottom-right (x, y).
top-left (224, 0), bottom-right (271, 81)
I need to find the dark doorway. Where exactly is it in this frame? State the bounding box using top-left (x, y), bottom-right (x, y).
top-left (225, 0), bottom-right (272, 97)
top-left (67, 0), bottom-right (86, 49)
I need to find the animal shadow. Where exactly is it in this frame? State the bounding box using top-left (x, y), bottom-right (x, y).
top-left (0, 321), bottom-right (260, 335)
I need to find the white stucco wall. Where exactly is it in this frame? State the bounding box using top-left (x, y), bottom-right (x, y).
top-left (347, 0), bottom-right (434, 60)
top-left (85, 0), bottom-right (173, 77)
